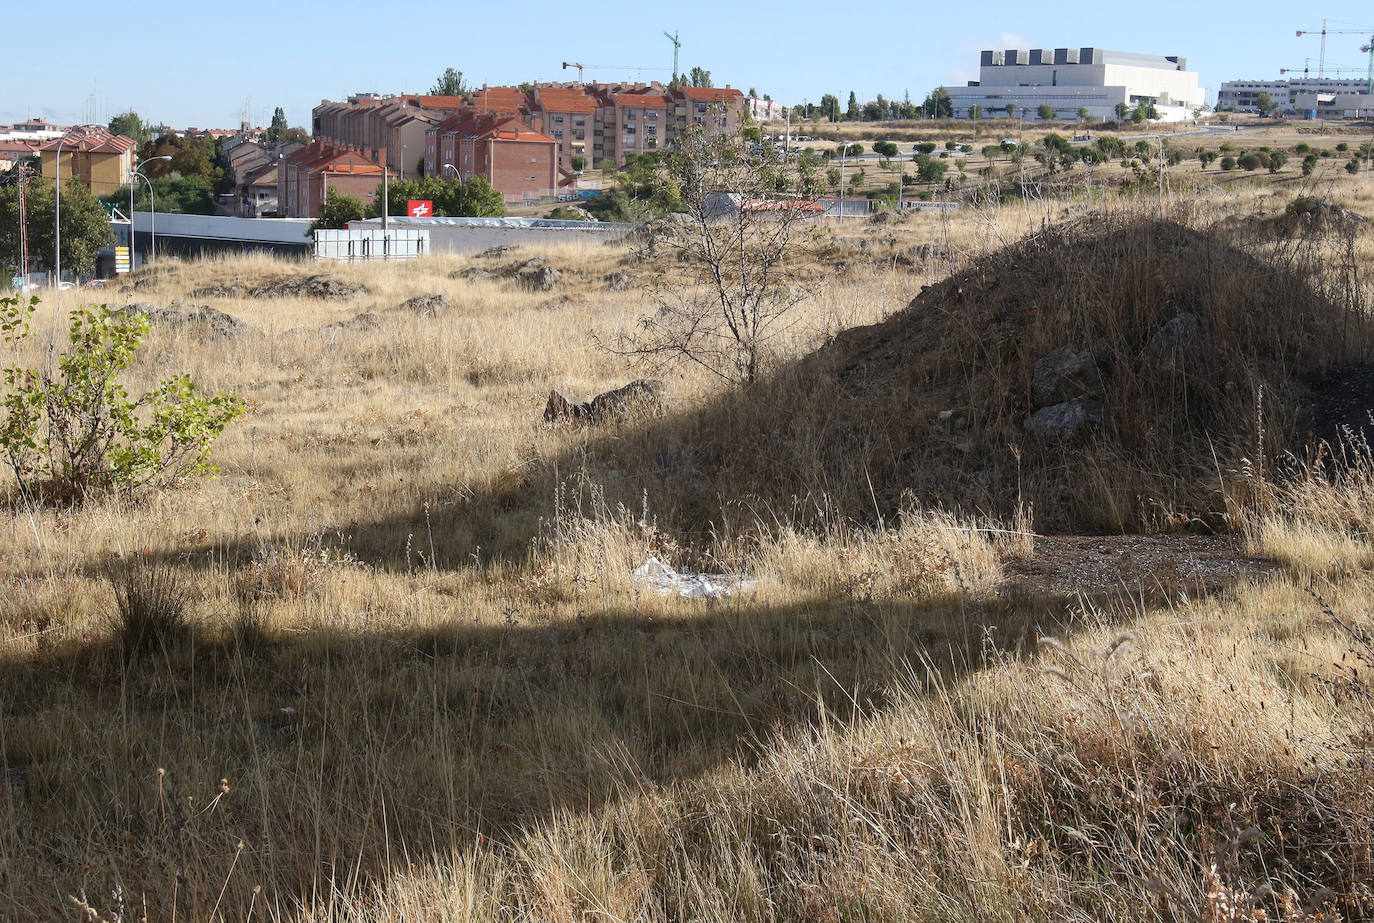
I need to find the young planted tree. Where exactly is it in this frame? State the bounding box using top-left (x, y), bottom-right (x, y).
top-left (620, 128), bottom-right (817, 385)
top-left (311, 187), bottom-right (365, 231)
top-left (0, 294), bottom-right (242, 503)
top-left (1037, 104), bottom-right (1055, 120)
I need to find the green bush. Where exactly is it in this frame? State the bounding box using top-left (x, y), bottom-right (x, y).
top-left (1346, 158), bottom-right (1361, 174)
top-left (1302, 153), bottom-right (1319, 175)
top-left (0, 295), bottom-right (242, 504)
top-left (1336, 142), bottom-right (1349, 152)
top-left (1220, 156), bottom-right (1236, 171)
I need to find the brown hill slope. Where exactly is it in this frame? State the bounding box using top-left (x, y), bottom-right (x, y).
top-left (659, 216), bottom-right (1372, 535)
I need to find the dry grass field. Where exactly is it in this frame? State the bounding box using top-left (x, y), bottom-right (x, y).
top-left (2, 171), bottom-right (1374, 921)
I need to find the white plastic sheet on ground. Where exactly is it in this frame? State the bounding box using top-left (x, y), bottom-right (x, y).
top-left (632, 557), bottom-right (756, 599)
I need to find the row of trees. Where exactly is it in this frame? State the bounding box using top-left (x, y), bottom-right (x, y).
top-left (794, 87), bottom-right (1167, 124)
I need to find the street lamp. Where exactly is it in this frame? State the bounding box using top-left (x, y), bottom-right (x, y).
top-left (442, 162), bottom-right (465, 214)
top-left (131, 156), bottom-right (172, 267)
top-left (53, 131), bottom-right (75, 289)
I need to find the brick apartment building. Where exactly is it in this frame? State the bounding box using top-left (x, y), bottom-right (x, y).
top-left (593, 90), bottom-right (669, 165)
top-left (427, 111), bottom-right (558, 202)
top-left (670, 86), bottom-right (746, 138)
top-left (278, 141), bottom-right (390, 219)
top-left (524, 86), bottom-right (598, 171)
top-left (314, 83), bottom-right (747, 202)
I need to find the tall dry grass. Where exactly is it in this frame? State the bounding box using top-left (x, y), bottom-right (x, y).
top-left (0, 179), bottom-right (1372, 920)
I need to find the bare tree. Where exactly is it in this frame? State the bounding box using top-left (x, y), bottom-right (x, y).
top-left (624, 128), bottom-right (818, 385)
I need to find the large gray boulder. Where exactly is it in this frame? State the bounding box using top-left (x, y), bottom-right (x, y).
top-left (1025, 398), bottom-right (1100, 443)
top-left (544, 379), bottom-right (667, 423)
top-left (399, 293), bottom-right (451, 317)
top-left (1032, 346), bottom-right (1098, 408)
top-left (1147, 312), bottom-right (1205, 367)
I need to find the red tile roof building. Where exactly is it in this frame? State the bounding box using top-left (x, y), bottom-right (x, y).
top-left (314, 82), bottom-right (747, 200)
top-left (426, 111), bottom-right (559, 204)
top-left (278, 141), bottom-right (391, 219)
top-left (37, 127), bottom-right (137, 196)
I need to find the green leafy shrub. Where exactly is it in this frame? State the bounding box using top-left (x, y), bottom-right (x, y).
top-left (0, 295), bottom-right (243, 504)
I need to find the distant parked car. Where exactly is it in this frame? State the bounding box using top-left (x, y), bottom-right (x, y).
top-left (56, 281), bottom-right (76, 291)
top-left (82, 278), bottom-right (106, 289)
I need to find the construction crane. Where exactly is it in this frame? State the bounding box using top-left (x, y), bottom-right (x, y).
top-left (663, 31), bottom-right (681, 81)
top-left (1280, 58), bottom-right (1362, 76)
top-left (561, 61), bottom-right (671, 84)
top-left (1296, 20), bottom-right (1374, 81)
top-left (1363, 42), bottom-right (1374, 93)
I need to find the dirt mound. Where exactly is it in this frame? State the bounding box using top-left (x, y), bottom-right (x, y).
top-left (190, 275), bottom-right (366, 300)
top-left (659, 217), bottom-right (1372, 534)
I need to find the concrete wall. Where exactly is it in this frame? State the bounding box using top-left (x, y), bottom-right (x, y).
top-left (349, 216), bottom-right (631, 254)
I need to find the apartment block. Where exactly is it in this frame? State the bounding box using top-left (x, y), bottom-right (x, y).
top-left (426, 111), bottom-right (559, 204)
top-left (593, 91), bottom-right (670, 165)
top-left (278, 141), bottom-right (390, 219)
top-left (38, 127), bottom-right (136, 197)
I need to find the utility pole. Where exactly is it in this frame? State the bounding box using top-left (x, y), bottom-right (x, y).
top-left (381, 159), bottom-right (389, 233)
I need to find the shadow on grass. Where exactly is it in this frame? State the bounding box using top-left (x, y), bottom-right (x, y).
top-left (0, 582), bottom-right (1121, 920)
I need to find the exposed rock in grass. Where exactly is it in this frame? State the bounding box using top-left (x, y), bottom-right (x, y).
top-left (398, 293), bottom-right (451, 317)
top-left (1025, 398), bottom-right (1101, 443)
top-left (122, 300), bottom-right (249, 337)
top-left (604, 271), bottom-right (631, 291)
top-left (1032, 346), bottom-right (1099, 407)
top-left (544, 379), bottom-right (666, 423)
top-left (191, 275), bottom-right (366, 300)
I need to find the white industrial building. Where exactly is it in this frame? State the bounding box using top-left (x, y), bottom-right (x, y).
top-left (1218, 77), bottom-right (1374, 117)
top-left (945, 47), bottom-right (1204, 122)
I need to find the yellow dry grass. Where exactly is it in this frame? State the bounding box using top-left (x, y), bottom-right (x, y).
top-left (1, 178), bottom-right (1372, 922)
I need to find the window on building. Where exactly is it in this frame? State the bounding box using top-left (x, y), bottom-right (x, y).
top-left (624, 136), bottom-right (636, 147)
top-left (626, 109), bottom-right (636, 120)
top-left (574, 117), bottom-right (585, 126)
top-left (573, 129), bottom-right (585, 140)
top-left (624, 124), bottom-right (635, 134)
top-left (645, 110), bottom-right (658, 120)
top-left (552, 129), bottom-right (563, 139)
top-left (553, 114), bottom-right (564, 123)
top-left (695, 103), bottom-right (707, 113)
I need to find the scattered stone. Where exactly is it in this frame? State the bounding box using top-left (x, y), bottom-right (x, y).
top-left (544, 390), bottom-right (591, 422)
top-left (323, 312), bottom-right (380, 332)
top-left (1147, 312), bottom-right (1205, 366)
top-left (453, 267), bottom-right (495, 282)
top-left (604, 271), bottom-right (630, 291)
top-left (589, 379), bottom-right (666, 419)
top-left (479, 245), bottom-right (514, 259)
top-left (544, 379), bottom-right (667, 423)
top-left (1032, 346), bottom-right (1098, 407)
top-left (398, 293), bottom-right (451, 317)
top-left (937, 409), bottom-right (968, 432)
top-left (190, 275), bottom-right (366, 300)
top-left (121, 300), bottom-right (248, 337)
top-left (1025, 399), bottom-right (1100, 443)
top-left (519, 265), bottom-right (561, 291)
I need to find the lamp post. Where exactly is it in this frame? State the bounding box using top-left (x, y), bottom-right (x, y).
top-left (53, 131), bottom-right (74, 289)
top-left (131, 156), bottom-right (172, 268)
top-left (442, 162), bottom-right (465, 215)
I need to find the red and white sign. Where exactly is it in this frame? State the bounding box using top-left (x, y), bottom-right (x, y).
top-left (407, 199), bottom-right (433, 218)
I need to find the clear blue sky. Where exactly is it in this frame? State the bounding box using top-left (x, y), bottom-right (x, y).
top-left (3, 0), bottom-right (1372, 131)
